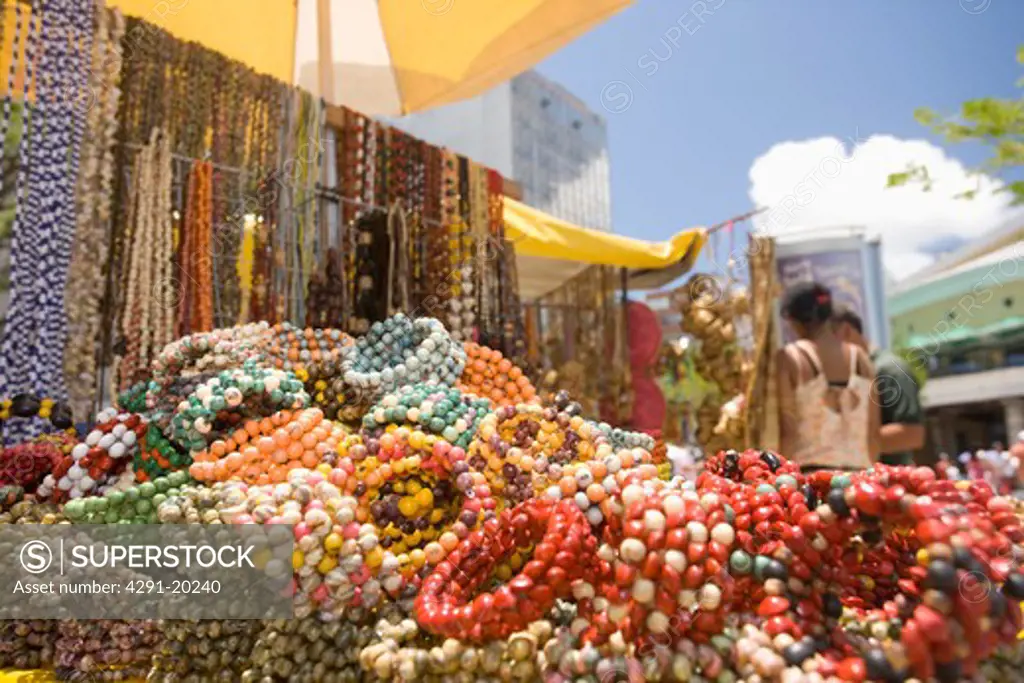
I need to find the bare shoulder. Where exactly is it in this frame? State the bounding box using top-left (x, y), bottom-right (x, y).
top-left (776, 345), bottom-right (796, 380)
top-left (853, 344), bottom-right (875, 377)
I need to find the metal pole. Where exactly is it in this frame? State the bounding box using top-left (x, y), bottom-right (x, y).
top-left (316, 0), bottom-right (336, 103)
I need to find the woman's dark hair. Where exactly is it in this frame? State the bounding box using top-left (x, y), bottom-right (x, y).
top-left (782, 281), bottom-right (833, 327)
top-left (832, 305), bottom-right (863, 334)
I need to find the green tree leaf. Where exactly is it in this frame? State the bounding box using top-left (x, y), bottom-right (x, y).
top-left (890, 47), bottom-right (1024, 206)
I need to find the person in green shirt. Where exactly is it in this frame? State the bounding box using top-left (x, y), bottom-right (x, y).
top-left (832, 307), bottom-right (925, 465)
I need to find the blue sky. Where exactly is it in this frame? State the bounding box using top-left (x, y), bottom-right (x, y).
top-left (536, 1), bottom-right (1024, 266)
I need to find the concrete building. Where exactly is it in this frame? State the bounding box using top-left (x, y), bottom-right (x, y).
top-left (888, 220), bottom-right (1024, 455)
top-left (391, 70), bottom-right (612, 232)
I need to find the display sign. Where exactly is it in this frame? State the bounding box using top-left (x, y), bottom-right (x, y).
top-left (776, 248), bottom-right (868, 343)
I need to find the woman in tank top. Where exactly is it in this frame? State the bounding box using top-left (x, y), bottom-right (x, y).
top-left (776, 282), bottom-right (880, 471)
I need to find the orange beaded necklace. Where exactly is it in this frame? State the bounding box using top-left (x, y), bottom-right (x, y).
top-left (177, 160), bottom-right (214, 334)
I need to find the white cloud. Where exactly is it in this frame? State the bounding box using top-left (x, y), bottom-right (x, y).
top-left (747, 134), bottom-right (1020, 279)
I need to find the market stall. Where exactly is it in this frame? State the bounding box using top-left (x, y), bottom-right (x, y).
top-left (649, 229), bottom-right (779, 460)
top-left (1, 2), bottom-right (1024, 682)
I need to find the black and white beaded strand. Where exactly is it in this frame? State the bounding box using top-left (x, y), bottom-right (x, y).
top-left (37, 0), bottom-right (94, 401)
top-left (25, 0), bottom-right (69, 404)
top-left (0, 0), bottom-right (46, 443)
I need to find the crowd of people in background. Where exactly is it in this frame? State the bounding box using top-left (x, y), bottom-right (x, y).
top-left (935, 433), bottom-right (1024, 496)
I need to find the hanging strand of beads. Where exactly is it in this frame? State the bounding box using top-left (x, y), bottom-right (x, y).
top-left (24, 0), bottom-right (68, 398)
top-left (484, 168), bottom-right (505, 347)
top-left (37, 0), bottom-right (94, 405)
top-left (440, 150), bottom-right (459, 334)
top-left (0, 0), bottom-right (42, 444)
top-left (64, 3), bottom-right (124, 419)
top-left (2, 0), bottom-right (94, 442)
top-left (408, 138), bottom-right (426, 310)
top-left (117, 129), bottom-right (174, 389)
top-left (177, 160), bottom-right (214, 335)
top-left (299, 95), bottom-right (324, 325)
top-left (118, 135), bottom-right (155, 388)
top-left (469, 161), bottom-right (489, 337)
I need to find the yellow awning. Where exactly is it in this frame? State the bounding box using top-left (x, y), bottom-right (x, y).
top-left (503, 198), bottom-right (707, 299)
top-left (32, 0), bottom-right (628, 117)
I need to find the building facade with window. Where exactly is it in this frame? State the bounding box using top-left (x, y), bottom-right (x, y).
top-left (390, 70), bottom-right (612, 232)
top-left (889, 222), bottom-right (1024, 455)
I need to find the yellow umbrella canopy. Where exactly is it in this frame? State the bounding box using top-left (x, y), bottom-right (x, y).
top-left (293, 0), bottom-right (633, 115)
top-left (62, 0), bottom-right (631, 116)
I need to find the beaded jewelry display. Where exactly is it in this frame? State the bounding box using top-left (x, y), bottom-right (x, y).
top-left (338, 427), bottom-right (497, 578)
top-left (297, 357), bottom-right (364, 424)
top-left (468, 403), bottom-right (600, 497)
top-left (0, 619), bottom-right (60, 672)
top-left (350, 211), bottom-right (390, 335)
top-left (152, 619), bottom-right (263, 682)
top-left (361, 382), bottom-right (491, 449)
top-left (0, 0), bottom-right (59, 442)
top-left (65, 5), bottom-right (125, 420)
top-left (166, 361), bottom-right (310, 455)
top-left (54, 619), bottom-right (161, 682)
top-left (468, 162), bottom-right (489, 336)
top-left (143, 372), bottom-right (220, 444)
top-left (37, 409), bottom-right (146, 501)
top-left (0, 440), bottom-right (65, 492)
top-left (133, 422), bottom-right (190, 481)
top-left (415, 497), bottom-right (606, 641)
top-left (119, 129), bottom-right (175, 387)
top-left (358, 616), bottom-right (560, 682)
top-left (25, 0), bottom-right (95, 411)
top-left (177, 159), bottom-right (215, 335)
top-left (117, 381), bottom-right (149, 413)
top-left (589, 419), bottom-right (657, 452)
top-left (62, 470), bottom-right (191, 524)
top-left (304, 247), bottom-right (350, 329)
top-left (441, 151), bottom-right (470, 340)
top-left (261, 322), bottom-right (353, 373)
top-left (457, 342), bottom-right (537, 407)
top-left (147, 323), bottom-right (272, 400)
top-left (341, 315), bottom-right (466, 404)
top-left (190, 407), bottom-right (346, 485)
top-left (247, 614), bottom-right (392, 682)
top-left (188, 470), bottom-right (408, 620)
